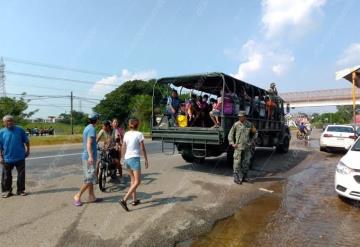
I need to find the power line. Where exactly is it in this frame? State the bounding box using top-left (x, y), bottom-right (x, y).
top-left (5, 92), bottom-right (101, 102)
top-left (7, 81), bottom-right (75, 92)
top-left (3, 56), bottom-right (113, 76)
top-left (6, 70), bottom-right (100, 86)
top-left (7, 81), bottom-right (104, 100)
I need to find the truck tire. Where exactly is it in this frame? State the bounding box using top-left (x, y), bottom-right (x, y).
top-left (181, 152), bottom-right (195, 163)
top-left (276, 136), bottom-right (289, 153)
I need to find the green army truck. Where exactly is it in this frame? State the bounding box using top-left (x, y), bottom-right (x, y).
top-left (151, 72), bottom-right (291, 165)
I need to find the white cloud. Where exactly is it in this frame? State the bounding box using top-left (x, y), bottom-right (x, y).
top-left (233, 41), bottom-right (263, 79)
top-left (119, 69), bottom-right (157, 82)
top-left (262, 0), bottom-right (326, 38)
top-left (231, 0), bottom-right (324, 80)
top-left (89, 69), bottom-right (157, 96)
top-left (233, 40), bottom-right (294, 80)
top-left (336, 43), bottom-right (360, 67)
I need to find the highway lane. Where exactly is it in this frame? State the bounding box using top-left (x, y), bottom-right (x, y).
top-left (23, 141), bottom-right (165, 179)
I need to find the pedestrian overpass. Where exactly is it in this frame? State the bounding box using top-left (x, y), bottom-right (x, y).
top-left (280, 88), bottom-right (360, 108)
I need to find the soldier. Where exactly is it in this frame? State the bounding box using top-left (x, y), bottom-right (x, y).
top-left (228, 111), bottom-right (257, 184)
top-left (268, 82), bottom-right (278, 96)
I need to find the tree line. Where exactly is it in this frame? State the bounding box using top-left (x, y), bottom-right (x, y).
top-left (0, 80), bottom-right (168, 132)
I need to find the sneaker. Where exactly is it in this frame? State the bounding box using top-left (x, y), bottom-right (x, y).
top-left (17, 191), bottom-right (28, 196)
top-left (2, 191), bottom-right (13, 198)
top-left (119, 199), bottom-right (129, 212)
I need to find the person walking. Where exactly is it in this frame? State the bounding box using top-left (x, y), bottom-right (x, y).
top-left (73, 113), bottom-right (102, 206)
top-left (111, 118), bottom-right (125, 178)
top-left (119, 118), bottom-right (149, 211)
top-left (228, 111), bottom-right (257, 184)
top-left (0, 115), bottom-right (30, 198)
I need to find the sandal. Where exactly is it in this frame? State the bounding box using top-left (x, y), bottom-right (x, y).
top-left (132, 199), bottom-right (140, 206)
top-left (119, 199), bottom-right (129, 212)
top-left (73, 200), bottom-right (83, 207)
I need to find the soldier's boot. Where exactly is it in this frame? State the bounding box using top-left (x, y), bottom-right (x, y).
top-left (233, 169), bottom-right (243, 185)
top-left (242, 173), bottom-right (251, 183)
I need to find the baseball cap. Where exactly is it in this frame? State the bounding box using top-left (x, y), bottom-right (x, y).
top-left (88, 113), bottom-right (99, 121)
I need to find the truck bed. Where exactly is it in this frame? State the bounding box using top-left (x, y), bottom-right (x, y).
top-left (152, 127), bottom-right (223, 145)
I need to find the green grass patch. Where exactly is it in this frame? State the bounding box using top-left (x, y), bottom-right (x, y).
top-left (30, 134), bottom-right (83, 146)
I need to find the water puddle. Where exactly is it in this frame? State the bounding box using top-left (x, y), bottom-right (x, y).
top-left (179, 151), bottom-right (360, 247)
top-left (179, 183), bottom-right (283, 247)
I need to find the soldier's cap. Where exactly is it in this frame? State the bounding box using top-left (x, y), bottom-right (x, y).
top-left (88, 113), bottom-right (99, 121)
top-left (238, 111), bottom-right (247, 117)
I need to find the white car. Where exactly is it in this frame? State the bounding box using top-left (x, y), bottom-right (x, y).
top-left (335, 139), bottom-right (360, 200)
top-left (320, 125), bottom-right (357, 152)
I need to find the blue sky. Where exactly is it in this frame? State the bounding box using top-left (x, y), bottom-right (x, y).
top-left (1, 0), bottom-right (359, 118)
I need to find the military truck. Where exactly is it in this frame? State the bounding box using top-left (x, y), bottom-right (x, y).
top-left (151, 72), bottom-right (291, 165)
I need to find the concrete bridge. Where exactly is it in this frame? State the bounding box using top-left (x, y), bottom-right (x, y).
top-left (280, 88), bottom-right (360, 108)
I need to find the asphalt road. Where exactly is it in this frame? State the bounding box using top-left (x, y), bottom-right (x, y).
top-left (3, 129), bottom-right (353, 247)
top-left (27, 141), bottom-right (164, 177)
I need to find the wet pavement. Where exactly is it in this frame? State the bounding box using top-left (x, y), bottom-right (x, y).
top-left (188, 130), bottom-right (360, 247)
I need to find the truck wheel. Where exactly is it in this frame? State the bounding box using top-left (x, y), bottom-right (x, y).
top-left (276, 136), bottom-right (289, 153)
top-left (181, 152), bottom-right (195, 163)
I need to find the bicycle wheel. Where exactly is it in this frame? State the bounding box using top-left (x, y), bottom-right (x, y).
top-left (98, 163), bottom-right (107, 192)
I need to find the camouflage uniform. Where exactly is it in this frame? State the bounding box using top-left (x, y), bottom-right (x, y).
top-left (228, 120), bottom-right (257, 183)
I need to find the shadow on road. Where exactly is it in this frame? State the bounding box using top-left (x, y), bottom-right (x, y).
top-left (99, 172), bottom-right (161, 193)
top-left (131, 194), bottom-right (197, 211)
top-left (99, 190), bottom-right (196, 210)
top-left (30, 187), bottom-right (79, 195)
top-left (175, 148), bottom-right (311, 180)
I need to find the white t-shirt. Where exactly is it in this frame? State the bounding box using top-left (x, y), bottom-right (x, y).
top-left (123, 130), bottom-right (144, 159)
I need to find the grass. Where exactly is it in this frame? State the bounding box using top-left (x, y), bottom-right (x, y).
top-left (21, 122), bottom-right (152, 146)
top-left (30, 134), bottom-right (83, 146)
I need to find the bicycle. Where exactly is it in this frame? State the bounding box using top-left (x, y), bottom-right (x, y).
top-left (296, 130), bottom-right (309, 141)
top-left (97, 146), bottom-right (117, 192)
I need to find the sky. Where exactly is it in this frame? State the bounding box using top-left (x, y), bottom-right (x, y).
top-left (1, 0), bottom-right (360, 118)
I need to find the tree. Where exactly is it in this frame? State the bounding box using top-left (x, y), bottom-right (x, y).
top-left (129, 95), bottom-right (152, 131)
top-left (0, 95), bottom-right (37, 123)
top-left (58, 110), bottom-right (88, 125)
top-left (94, 79), bottom-right (169, 126)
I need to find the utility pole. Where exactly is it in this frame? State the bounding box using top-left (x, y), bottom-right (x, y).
top-left (70, 91), bottom-right (74, 135)
top-left (0, 57), bottom-right (6, 98)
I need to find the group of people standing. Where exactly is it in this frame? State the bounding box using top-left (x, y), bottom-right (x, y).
top-left (0, 112), bottom-right (148, 213)
top-left (73, 114), bottom-right (149, 212)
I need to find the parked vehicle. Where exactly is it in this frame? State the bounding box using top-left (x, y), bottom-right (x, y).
top-left (335, 138), bottom-right (360, 201)
top-left (151, 72), bottom-right (291, 166)
top-left (320, 125), bottom-right (357, 152)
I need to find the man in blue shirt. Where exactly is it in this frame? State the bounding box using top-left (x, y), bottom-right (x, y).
top-left (73, 113), bottom-right (102, 206)
top-left (0, 115), bottom-right (30, 198)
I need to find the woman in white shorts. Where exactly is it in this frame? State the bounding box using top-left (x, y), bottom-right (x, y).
top-left (119, 118), bottom-right (149, 211)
